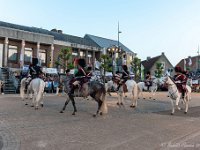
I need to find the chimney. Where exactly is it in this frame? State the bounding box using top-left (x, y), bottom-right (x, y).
top-left (51, 28), bottom-right (57, 32)
top-left (57, 30), bottom-right (63, 34)
top-left (161, 52), bottom-right (164, 55)
top-left (147, 56), bottom-right (151, 60)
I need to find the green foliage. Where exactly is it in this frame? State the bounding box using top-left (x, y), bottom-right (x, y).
top-left (131, 57), bottom-right (141, 82)
top-left (100, 54), bottom-right (112, 72)
top-left (154, 62), bottom-right (164, 78)
top-left (54, 47), bottom-right (72, 71)
top-left (100, 54), bottom-right (112, 84)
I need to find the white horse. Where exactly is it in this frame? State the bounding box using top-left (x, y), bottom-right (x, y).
top-left (20, 77), bottom-right (32, 100)
top-left (20, 78), bottom-right (45, 109)
top-left (137, 78), bottom-right (164, 100)
top-left (164, 76), bottom-right (192, 115)
top-left (106, 80), bottom-right (138, 107)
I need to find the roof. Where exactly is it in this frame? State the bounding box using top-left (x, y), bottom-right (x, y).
top-left (141, 56), bottom-right (160, 72)
top-left (0, 21), bottom-right (99, 47)
top-left (84, 34), bottom-right (134, 53)
top-left (141, 52), bottom-right (174, 72)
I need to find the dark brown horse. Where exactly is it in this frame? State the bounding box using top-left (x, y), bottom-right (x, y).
top-left (60, 76), bottom-right (107, 117)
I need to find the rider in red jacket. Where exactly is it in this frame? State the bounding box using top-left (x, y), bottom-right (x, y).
top-left (173, 66), bottom-right (187, 98)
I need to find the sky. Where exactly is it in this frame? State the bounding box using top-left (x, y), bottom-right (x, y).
top-left (1, 0), bottom-right (200, 66)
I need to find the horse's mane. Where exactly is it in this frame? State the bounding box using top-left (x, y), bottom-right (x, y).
top-left (168, 76), bottom-right (176, 84)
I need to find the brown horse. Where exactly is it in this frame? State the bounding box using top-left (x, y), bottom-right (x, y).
top-left (60, 76), bottom-right (107, 117)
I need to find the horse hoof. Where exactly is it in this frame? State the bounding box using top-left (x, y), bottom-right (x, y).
top-left (93, 114), bottom-right (97, 117)
top-left (120, 103), bottom-right (124, 105)
top-left (171, 113), bottom-right (174, 115)
top-left (60, 111), bottom-right (64, 113)
top-left (143, 98), bottom-right (145, 99)
top-left (72, 112), bottom-right (76, 115)
top-left (153, 99), bottom-right (156, 100)
top-left (130, 105), bottom-right (136, 108)
top-left (149, 97), bottom-right (152, 99)
top-left (116, 102), bottom-right (120, 105)
top-left (35, 107), bottom-right (39, 110)
top-left (25, 103), bottom-right (28, 105)
top-left (40, 104), bottom-right (44, 107)
top-left (31, 105), bottom-right (34, 107)
top-left (100, 112), bottom-right (103, 115)
top-left (184, 112), bottom-right (187, 114)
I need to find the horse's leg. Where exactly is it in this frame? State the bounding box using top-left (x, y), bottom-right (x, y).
top-left (130, 85), bottom-right (138, 108)
top-left (34, 92), bottom-right (40, 110)
top-left (175, 95), bottom-right (181, 110)
top-left (170, 99), bottom-right (175, 115)
top-left (184, 95), bottom-right (189, 114)
top-left (60, 96), bottom-right (71, 113)
top-left (71, 96), bottom-right (77, 115)
top-left (94, 99), bottom-right (103, 117)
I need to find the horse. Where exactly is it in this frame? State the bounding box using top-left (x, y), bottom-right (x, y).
top-left (20, 77), bottom-right (45, 109)
top-left (163, 76), bottom-right (192, 115)
top-left (137, 77), bottom-right (164, 100)
top-left (60, 76), bottom-right (108, 117)
top-left (105, 79), bottom-right (138, 107)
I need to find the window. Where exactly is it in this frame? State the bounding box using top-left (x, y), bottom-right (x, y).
top-left (161, 62), bottom-right (165, 70)
top-left (24, 47), bottom-right (32, 63)
top-left (39, 49), bottom-right (46, 65)
top-left (72, 48), bottom-right (78, 56)
top-left (8, 45), bottom-right (17, 61)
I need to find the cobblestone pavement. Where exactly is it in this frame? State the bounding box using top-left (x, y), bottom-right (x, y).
top-left (0, 92), bottom-right (200, 150)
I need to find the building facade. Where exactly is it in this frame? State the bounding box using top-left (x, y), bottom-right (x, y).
top-left (141, 52), bottom-right (174, 78)
top-left (0, 21), bottom-right (136, 74)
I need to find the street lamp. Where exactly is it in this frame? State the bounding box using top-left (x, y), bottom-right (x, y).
top-left (117, 22), bottom-right (122, 72)
top-left (107, 45), bottom-right (118, 74)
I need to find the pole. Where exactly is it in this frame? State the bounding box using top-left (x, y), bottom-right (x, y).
top-left (117, 22), bottom-right (122, 73)
top-left (198, 45), bottom-right (199, 72)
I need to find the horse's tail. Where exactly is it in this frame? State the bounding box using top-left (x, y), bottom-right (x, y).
top-left (99, 88), bottom-right (108, 114)
top-left (20, 78), bottom-right (26, 100)
top-left (133, 82), bottom-right (138, 100)
top-left (36, 80), bottom-right (45, 103)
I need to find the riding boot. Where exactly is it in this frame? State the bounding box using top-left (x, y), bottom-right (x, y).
top-left (68, 87), bottom-right (74, 97)
top-left (116, 84), bottom-right (120, 91)
top-left (182, 91), bottom-right (185, 99)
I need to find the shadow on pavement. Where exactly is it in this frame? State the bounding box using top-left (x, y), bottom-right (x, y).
top-left (154, 106), bottom-right (200, 118)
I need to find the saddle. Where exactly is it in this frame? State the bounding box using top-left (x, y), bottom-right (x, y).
top-left (73, 82), bottom-right (89, 97)
top-left (122, 83), bottom-right (128, 93)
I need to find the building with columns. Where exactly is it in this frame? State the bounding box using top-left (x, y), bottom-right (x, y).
top-left (0, 21), bottom-right (136, 73)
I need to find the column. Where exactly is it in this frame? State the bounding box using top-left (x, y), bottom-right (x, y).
top-left (3, 37), bottom-right (8, 67)
top-left (85, 50), bottom-right (88, 64)
top-left (20, 40), bottom-right (25, 68)
top-left (78, 48), bottom-right (81, 58)
top-left (36, 42), bottom-right (40, 58)
top-left (92, 50), bottom-right (95, 68)
top-left (50, 44), bottom-right (54, 67)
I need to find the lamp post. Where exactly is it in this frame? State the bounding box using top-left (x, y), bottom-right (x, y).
top-left (107, 45), bottom-right (118, 74)
top-left (117, 22), bottom-right (122, 72)
top-left (198, 45), bottom-right (200, 72)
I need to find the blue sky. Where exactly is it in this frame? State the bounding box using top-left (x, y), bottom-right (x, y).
top-left (1, 0), bottom-right (200, 66)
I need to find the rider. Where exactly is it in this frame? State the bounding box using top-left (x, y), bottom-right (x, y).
top-left (116, 65), bottom-right (130, 91)
top-left (68, 58), bottom-right (87, 97)
top-left (173, 66), bottom-right (187, 98)
top-left (145, 71), bottom-right (152, 90)
top-left (27, 58), bottom-right (43, 85)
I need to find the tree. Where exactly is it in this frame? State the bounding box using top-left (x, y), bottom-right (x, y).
top-left (100, 54), bottom-right (112, 85)
top-left (131, 57), bottom-right (141, 82)
top-left (55, 47), bottom-right (73, 71)
top-left (154, 62), bottom-right (164, 78)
